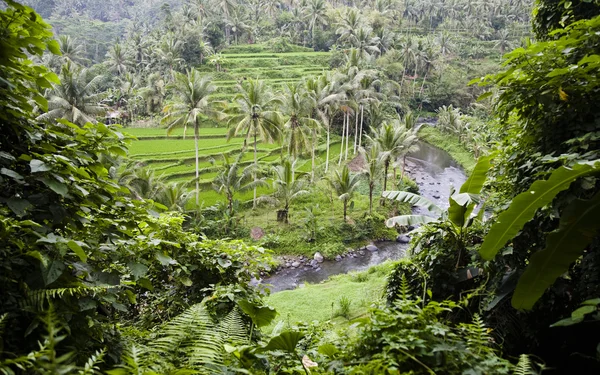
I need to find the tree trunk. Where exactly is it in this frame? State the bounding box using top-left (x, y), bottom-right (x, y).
top-left (353, 109), bottom-right (359, 154)
top-left (343, 200), bottom-right (347, 222)
top-left (253, 130), bottom-right (257, 208)
top-left (311, 128), bottom-right (316, 182)
top-left (369, 184), bottom-right (373, 215)
top-left (344, 112), bottom-right (350, 161)
top-left (195, 125), bottom-right (200, 208)
top-left (382, 160), bottom-right (389, 206)
top-left (419, 71), bottom-right (428, 97)
top-left (358, 105), bottom-right (364, 150)
top-left (338, 112), bottom-right (345, 165)
top-left (325, 121), bottom-right (330, 172)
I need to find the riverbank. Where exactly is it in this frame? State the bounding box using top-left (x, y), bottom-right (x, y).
top-left (418, 125), bottom-right (476, 174)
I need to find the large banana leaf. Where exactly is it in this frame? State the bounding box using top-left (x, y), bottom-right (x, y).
top-left (382, 190), bottom-right (443, 215)
top-left (460, 155), bottom-right (493, 195)
top-left (479, 160), bottom-right (600, 260)
top-left (386, 214), bottom-right (439, 228)
top-left (238, 300), bottom-right (277, 328)
top-left (447, 193), bottom-right (480, 228)
top-left (512, 191), bottom-right (600, 310)
top-left (260, 331), bottom-right (304, 354)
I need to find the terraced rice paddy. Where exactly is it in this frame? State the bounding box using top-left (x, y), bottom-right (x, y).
top-left (125, 48), bottom-right (335, 207)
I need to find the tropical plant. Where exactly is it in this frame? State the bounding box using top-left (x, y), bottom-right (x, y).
top-left (162, 69), bottom-right (223, 207)
top-left (212, 152), bottom-right (266, 216)
top-left (227, 78), bottom-right (283, 208)
top-left (37, 62), bottom-right (106, 125)
top-left (327, 165), bottom-right (361, 221)
top-left (359, 145), bottom-right (382, 215)
top-left (271, 158), bottom-right (309, 223)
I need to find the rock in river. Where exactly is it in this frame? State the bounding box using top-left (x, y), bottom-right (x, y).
top-left (314, 252), bottom-right (324, 263)
top-left (366, 244), bottom-right (379, 252)
top-left (397, 235), bottom-right (410, 244)
top-left (291, 261), bottom-right (301, 268)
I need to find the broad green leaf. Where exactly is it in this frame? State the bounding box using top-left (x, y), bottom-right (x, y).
top-left (238, 300), bottom-right (277, 328)
top-left (7, 197), bottom-right (32, 217)
top-left (261, 331), bottom-right (304, 353)
top-left (41, 177), bottom-right (68, 197)
top-left (479, 161), bottom-right (600, 260)
top-left (67, 240), bottom-right (87, 262)
top-left (512, 192), bottom-right (600, 310)
top-left (448, 193), bottom-right (480, 228)
top-left (137, 277), bottom-right (154, 291)
top-left (476, 91), bottom-right (493, 101)
top-left (318, 343), bottom-right (339, 358)
top-left (218, 258), bottom-right (232, 268)
top-left (382, 191), bottom-right (443, 215)
top-left (30, 159), bottom-right (51, 173)
top-left (155, 251), bottom-right (174, 266)
top-left (1, 167), bottom-right (23, 180)
top-left (128, 262), bottom-right (149, 280)
top-left (386, 214), bottom-right (439, 227)
top-left (41, 260), bottom-right (65, 286)
top-left (460, 155), bottom-right (492, 194)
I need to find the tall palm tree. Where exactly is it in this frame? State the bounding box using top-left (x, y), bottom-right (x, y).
top-left (157, 182), bottom-right (192, 212)
top-left (37, 62), bottom-right (106, 126)
top-left (212, 153), bottom-right (265, 216)
top-left (272, 158), bottom-right (309, 223)
top-left (139, 72), bottom-right (166, 115)
top-left (306, 0), bottom-right (327, 48)
top-left (161, 69), bottom-right (223, 208)
top-left (359, 144), bottom-right (382, 215)
top-left (227, 78), bottom-right (283, 208)
top-left (281, 83), bottom-right (321, 180)
top-left (327, 164), bottom-right (361, 221)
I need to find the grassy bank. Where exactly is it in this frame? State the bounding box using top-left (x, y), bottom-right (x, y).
top-left (418, 126), bottom-right (476, 174)
top-left (264, 261), bottom-right (394, 332)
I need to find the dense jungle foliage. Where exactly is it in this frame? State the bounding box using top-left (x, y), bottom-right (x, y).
top-left (1, 0), bottom-right (600, 374)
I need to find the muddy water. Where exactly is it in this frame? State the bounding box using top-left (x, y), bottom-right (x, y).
top-left (257, 140), bottom-right (467, 293)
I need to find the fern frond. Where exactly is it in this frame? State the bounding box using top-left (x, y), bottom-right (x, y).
top-left (400, 274), bottom-right (412, 301)
top-left (150, 303), bottom-right (224, 368)
top-left (218, 308), bottom-right (248, 345)
top-left (21, 286), bottom-right (113, 312)
top-left (466, 314), bottom-right (489, 354)
top-left (78, 349), bottom-right (106, 375)
top-left (514, 354), bottom-right (534, 375)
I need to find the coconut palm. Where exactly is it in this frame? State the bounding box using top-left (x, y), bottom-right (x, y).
top-left (494, 29), bottom-right (512, 55)
top-left (119, 164), bottom-right (166, 201)
top-left (306, 0), bottom-right (328, 48)
top-left (161, 69), bottom-right (223, 208)
top-left (57, 35), bottom-right (88, 66)
top-left (157, 182), bottom-right (192, 212)
top-left (227, 78), bottom-right (283, 208)
top-left (280, 83), bottom-right (321, 180)
top-left (212, 152), bottom-right (265, 216)
top-left (106, 43), bottom-right (132, 76)
top-left (359, 144), bottom-right (382, 215)
top-left (365, 120), bottom-right (418, 193)
top-left (272, 158), bottom-right (309, 223)
top-left (139, 72), bottom-right (166, 115)
top-left (37, 62), bottom-right (106, 126)
top-left (327, 164), bottom-right (361, 222)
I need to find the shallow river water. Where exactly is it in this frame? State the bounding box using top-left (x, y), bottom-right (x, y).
top-left (257, 136), bottom-right (467, 292)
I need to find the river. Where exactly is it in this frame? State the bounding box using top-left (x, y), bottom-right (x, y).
top-left (257, 138), bottom-right (467, 292)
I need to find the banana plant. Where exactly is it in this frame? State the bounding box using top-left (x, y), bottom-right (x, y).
top-left (383, 155), bottom-right (492, 269)
top-left (384, 155), bottom-right (492, 229)
top-left (478, 159), bottom-right (600, 310)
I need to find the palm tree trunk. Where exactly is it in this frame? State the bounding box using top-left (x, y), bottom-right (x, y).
top-left (353, 110), bottom-right (358, 154)
top-left (402, 154), bottom-right (407, 180)
top-left (358, 105), bottom-right (364, 150)
top-left (325, 121), bottom-right (330, 172)
top-left (195, 125), bottom-right (200, 208)
top-left (253, 130), bottom-right (257, 208)
top-left (343, 200), bottom-right (347, 221)
top-left (369, 184), bottom-right (373, 215)
top-left (419, 70), bottom-right (428, 97)
top-left (338, 112), bottom-right (345, 165)
top-left (311, 128), bottom-right (316, 182)
top-left (344, 112), bottom-right (350, 161)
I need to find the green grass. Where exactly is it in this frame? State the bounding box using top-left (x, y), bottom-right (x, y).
top-left (264, 262), bottom-right (394, 332)
top-left (418, 126), bottom-right (476, 174)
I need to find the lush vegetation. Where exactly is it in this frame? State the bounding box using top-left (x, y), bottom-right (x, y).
top-left (2, 0), bottom-right (600, 374)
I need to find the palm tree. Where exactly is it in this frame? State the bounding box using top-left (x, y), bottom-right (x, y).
top-left (306, 0), bottom-right (327, 48)
top-left (359, 145), bottom-right (382, 215)
top-left (57, 35), bottom-right (87, 66)
top-left (161, 69), bottom-right (223, 208)
top-left (494, 29), bottom-right (512, 55)
top-left (227, 6), bottom-right (249, 45)
top-left (280, 83), bottom-right (321, 180)
top-left (139, 72), bottom-right (166, 115)
top-left (212, 153), bottom-right (265, 216)
top-left (106, 43), bottom-right (131, 76)
top-left (119, 164), bottom-right (166, 201)
top-left (157, 182), bottom-right (192, 212)
top-left (272, 158), bottom-right (309, 223)
top-left (327, 165), bottom-right (361, 221)
top-left (227, 78), bottom-right (283, 208)
top-left (37, 62), bottom-right (106, 126)
top-left (336, 8), bottom-right (361, 47)
top-left (365, 121), bottom-right (417, 193)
